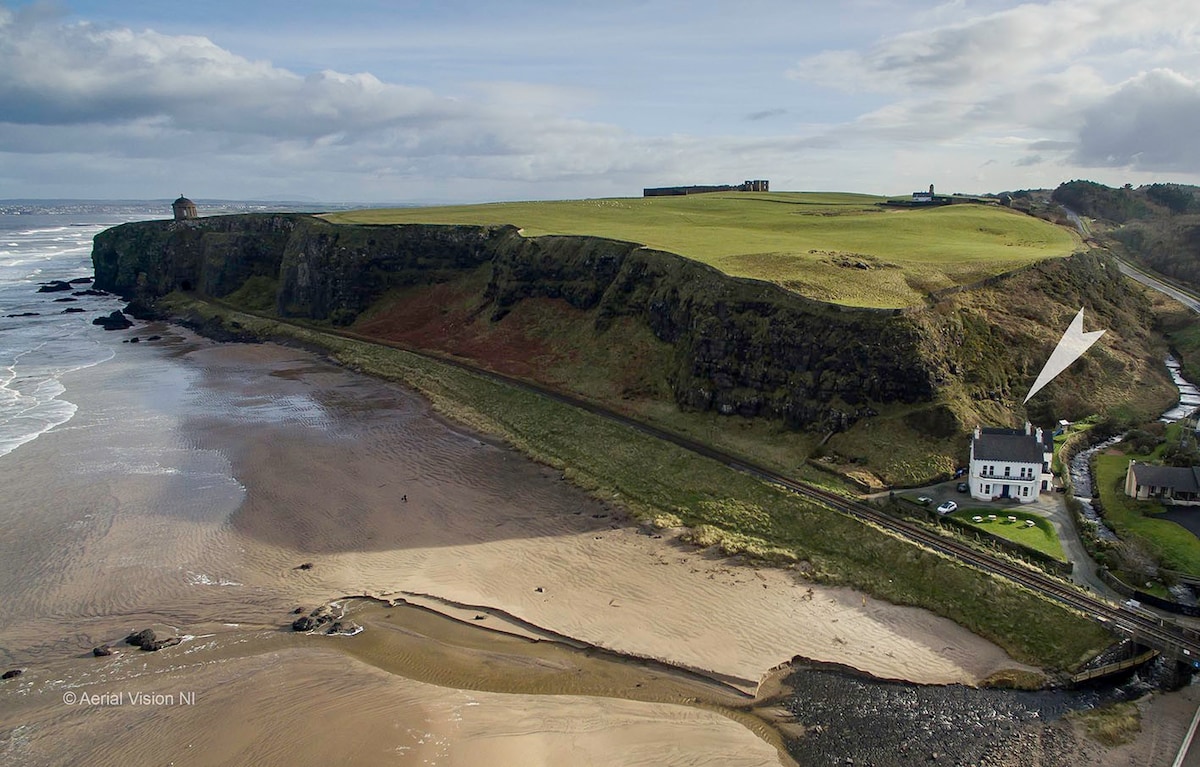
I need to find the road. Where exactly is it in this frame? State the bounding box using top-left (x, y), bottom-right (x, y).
top-left (1118, 258), bottom-right (1200, 314)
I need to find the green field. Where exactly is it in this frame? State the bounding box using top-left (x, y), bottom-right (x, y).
top-left (324, 192), bottom-right (1082, 308)
top-left (950, 509), bottom-right (1066, 561)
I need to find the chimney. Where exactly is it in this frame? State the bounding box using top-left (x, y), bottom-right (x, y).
top-left (1025, 421), bottom-right (1033, 436)
top-left (974, 425), bottom-right (981, 440)
top-left (1035, 427), bottom-right (1044, 444)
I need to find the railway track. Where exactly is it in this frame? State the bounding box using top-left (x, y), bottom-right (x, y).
top-left (207, 303), bottom-right (1200, 662)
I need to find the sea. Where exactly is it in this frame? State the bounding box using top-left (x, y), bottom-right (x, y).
top-left (0, 204), bottom-right (163, 458)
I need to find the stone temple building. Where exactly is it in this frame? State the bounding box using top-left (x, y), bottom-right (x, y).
top-left (172, 195), bottom-right (198, 220)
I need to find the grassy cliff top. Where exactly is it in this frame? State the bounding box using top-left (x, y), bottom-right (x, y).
top-left (323, 192), bottom-right (1082, 308)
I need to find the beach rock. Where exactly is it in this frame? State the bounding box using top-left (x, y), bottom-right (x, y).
top-left (294, 562), bottom-right (314, 570)
top-left (93, 645), bottom-right (115, 657)
top-left (37, 280), bottom-right (72, 293)
top-left (62, 307), bottom-right (86, 314)
top-left (142, 637), bottom-right (181, 652)
top-left (292, 616), bottom-right (318, 632)
top-left (92, 311), bottom-right (132, 330)
top-left (1, 669), bottom-right (23, 680)
top-left (53, 297), bottom-right (78, 302)
top-left (73, 289), bottom-right (109, 297)
top-left (292, 606), bottom-right (306, 614)
top-left (125, 628), bottom-right (156, 648)
top-left (327, 622), bottom-right (343, 634)
top-left (68, 277), bottom-right (94, 284)
top-left (122, 300), bottom-right (160, 320)
top-left (146, 335), bottom-right (162, 342)
top-left (5, 312), bottom-right (39, 318)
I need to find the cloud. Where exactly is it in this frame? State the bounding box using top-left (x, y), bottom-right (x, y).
top-left (1072, 68), bottom-right (1200, 171)
top-left (790, 0), bottom-right (1194, 93)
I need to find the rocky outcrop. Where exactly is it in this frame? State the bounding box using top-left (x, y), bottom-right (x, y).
top-left (124, 628), bottom-right (181, 651)
top-left (92, 310), bottom-right (132, 330)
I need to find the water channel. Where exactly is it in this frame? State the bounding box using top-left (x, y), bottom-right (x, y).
top-left (1070, 356), bottom-right (1198, 543)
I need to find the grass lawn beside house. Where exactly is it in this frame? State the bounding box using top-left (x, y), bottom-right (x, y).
top-left (949, 508), bottom-right (1067, 561)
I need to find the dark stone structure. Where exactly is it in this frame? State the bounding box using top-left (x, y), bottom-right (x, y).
top-left (172, 195), bottom-right (198, 221)
top-left (644, 179), bottom-right (768, 197)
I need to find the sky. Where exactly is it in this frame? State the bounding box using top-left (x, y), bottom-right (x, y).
top-left (2, 0), bottom-right (1200, 203)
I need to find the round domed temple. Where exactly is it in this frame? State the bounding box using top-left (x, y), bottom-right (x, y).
top-left (172, 195), bottom-right (198, 221)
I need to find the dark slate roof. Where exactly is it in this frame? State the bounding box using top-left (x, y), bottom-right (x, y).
top-left (972, 433), bottom-right (1045, 464)
top-left (1130, 463), bottom-right (1200, 493)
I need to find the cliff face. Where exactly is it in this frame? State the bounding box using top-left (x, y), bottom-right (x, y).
top-left (92, 214), bottom-right (1172, 445)
top-left (92, 215), bottom-right (934, 432)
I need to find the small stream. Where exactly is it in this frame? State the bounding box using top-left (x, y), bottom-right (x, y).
top-left (1161, 355), bottom-right (1200, 423)
top-left (781, 357), bottom-right (1200, 765)
top-left (1069, 355), bottom-right (1199, 543)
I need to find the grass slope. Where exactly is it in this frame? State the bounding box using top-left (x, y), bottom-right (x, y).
top-left (165, 295), bottom-right (1112, 671)
top-left (325, 193), bottom-right (1081, 309)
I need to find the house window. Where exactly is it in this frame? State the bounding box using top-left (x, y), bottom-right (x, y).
top-left (1004, 466), bottom-right (1011, 477)
top-left (984, 484), bottom-right (991, 494)
top-left (1022, 487), bottom-right (1029, 497)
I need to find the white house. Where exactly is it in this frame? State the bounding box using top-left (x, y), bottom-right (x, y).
top-left (968, 423), bottom-right (1054, 504)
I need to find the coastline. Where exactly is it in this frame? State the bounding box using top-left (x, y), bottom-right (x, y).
top-left (0, 321), bottom-right (1137, 766)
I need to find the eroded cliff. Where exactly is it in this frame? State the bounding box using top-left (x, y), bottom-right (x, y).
top-left (92, 214), bottom-right (1175, 483)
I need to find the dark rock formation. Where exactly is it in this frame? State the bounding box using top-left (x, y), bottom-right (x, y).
top-left (6, 312), bottom-right (39, 318)
top-left (37, 280), bottom-right (72, 293)
top-left (123, 300), bottom-right (161, 321)
top-left (294, 562), bottom-right (314, 570)
top-left (123, 628), bottom-right (180, 651)
top-left (69, 277), bottom-right (94, 284)
top-left (62, 307), bottom-right (86, 314)
top-left (92, 311), bottom-right (132, 330)
top-left (93, 645), bottom-right (114, 657)
top-left (125, 628), bottom-right (156, 648)
top-left (291, 616), bottom-right (318, 632)
top-left (142, 637), bottom-right (181, 652)
top-left (53, 297), bottom-right (78, 302)
top-left (1, 669), bottom-right (23, 680)
top-left (72, 289), bottom-right (109, 297)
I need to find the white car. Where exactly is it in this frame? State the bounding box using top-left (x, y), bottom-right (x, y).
top-left (936, 500), bottom-right (958, 514)
top-left (916, 496), bottom-right (933, 506)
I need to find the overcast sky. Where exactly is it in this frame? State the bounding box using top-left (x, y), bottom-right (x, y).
top-left (2, 0), bottom-right (1199, 203)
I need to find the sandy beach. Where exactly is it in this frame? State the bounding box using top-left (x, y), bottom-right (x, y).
top-left (0, 328), bottom-right (1182, 766)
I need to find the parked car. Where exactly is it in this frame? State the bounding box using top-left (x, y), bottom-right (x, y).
top-left (936, 500), bottom-right (958, 514)
top-left (956, 482), bottom-right (969, 493)
top-left (916, 496), bottom-right (933, 506)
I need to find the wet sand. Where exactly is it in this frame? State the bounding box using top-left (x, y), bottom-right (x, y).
top-left (3, 648), bottom-right (783, 767)
top-left (0, 331), bottom-right (1069, 765)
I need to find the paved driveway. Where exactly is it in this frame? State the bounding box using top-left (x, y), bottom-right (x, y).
top-left (892, 483), bottom-right (1118, 597)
